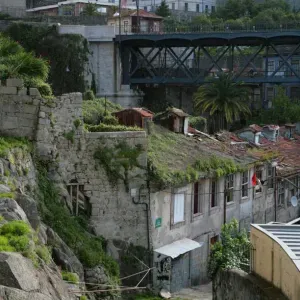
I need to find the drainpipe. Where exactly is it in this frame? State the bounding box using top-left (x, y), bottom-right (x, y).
top-left (131, 182), bottom-right (152, 284)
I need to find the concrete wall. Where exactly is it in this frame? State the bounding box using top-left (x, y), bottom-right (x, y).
top-left (58, 25), bottom-right (142, 107)
top-left (251, 226), bottom-right (300, 300)
top-left (213, 268), bottom-right (288, 300)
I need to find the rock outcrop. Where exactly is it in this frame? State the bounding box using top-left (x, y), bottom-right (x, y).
top-left (0, 252), bottom-right (75, 300)
top-left (0, 198), bottom-right (28, 223)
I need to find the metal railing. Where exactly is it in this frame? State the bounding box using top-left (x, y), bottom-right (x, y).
top-left (117, 22), bottom-right (300, 35)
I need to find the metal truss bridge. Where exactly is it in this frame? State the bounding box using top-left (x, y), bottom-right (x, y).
top-left (117, 29), bottom-right (300, 86)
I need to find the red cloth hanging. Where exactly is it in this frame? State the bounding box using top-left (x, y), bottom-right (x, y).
top-left (252, 173), bottom-right (257, 186)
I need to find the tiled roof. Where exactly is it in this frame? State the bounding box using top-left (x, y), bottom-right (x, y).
top-left (114, 107), bottom-right (154, 118)
top-left (236, 124), bottom-right (300, 176)
top-left (109, 9), bottom-right (163, 19)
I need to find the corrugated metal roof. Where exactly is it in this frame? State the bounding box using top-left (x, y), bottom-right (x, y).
top-left (154, 238), bottom-right (203, 259)
top-left (255, 224), bottom-right (300, 261)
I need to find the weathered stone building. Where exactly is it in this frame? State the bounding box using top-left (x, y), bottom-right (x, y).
top-left (1, 79), bottom-right (300, 294)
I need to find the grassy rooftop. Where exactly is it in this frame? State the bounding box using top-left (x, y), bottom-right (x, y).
top-left (147, 125), bottom-right (248, 187)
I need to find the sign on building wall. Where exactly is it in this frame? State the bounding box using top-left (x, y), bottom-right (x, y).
top-left (155, 217), bottom-right (162, 228)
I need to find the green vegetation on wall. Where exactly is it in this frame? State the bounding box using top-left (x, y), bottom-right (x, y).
top-left (36, 163), bottom-right (119, 279)
top-left (6, 23), bottom-right (90, 95)
top-left (86, 123), bottom-right (143, 132)
top-left (0, 137), bottom-right (32, 159)
top-left (94, 142), bottom-right (145, 190)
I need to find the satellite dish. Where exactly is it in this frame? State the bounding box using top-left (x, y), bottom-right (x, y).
top-left (291, 196), bottom-right (298, 207)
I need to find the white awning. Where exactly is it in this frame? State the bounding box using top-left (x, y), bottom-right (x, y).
top-left (154, 238), bottom-right (204, 259)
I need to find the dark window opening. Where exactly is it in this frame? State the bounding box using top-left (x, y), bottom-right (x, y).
top-left (193, 182), bottom-right (201, 214)
top-left (242, 171), bottom-right (248, 197)
top-left (67, 183), bottom-right (91, 217)
top-left (225, 174), bottom-right (234, 203)
top-left (268, 165), bottom-right (275, 189)
top-left (211, 180), bottom-right (217, 207)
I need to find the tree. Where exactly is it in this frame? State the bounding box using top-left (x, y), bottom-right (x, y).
top-left (0, 34), bottom-right (50, 96)
top-left (193, 73), bottom-right (251, 132)
top-left (207, 218), bottom-right (251, 279)
top-left (156, 0), bottom-right (171, 17)
top-left (82, 3), bottom-right (99, 16)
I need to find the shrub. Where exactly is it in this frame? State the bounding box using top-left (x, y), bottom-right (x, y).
top-left (0, 220), bottom-right (31, 236)
top-left (86, 123), bottom-right (143, 132)
top-left (80, 296), bottom-right (88, 300)
top-left (73, 119), bottom-right (81, 129)
top-left (22, 76), bottom-right (52, 97)
top-left (83, 98), bottom-right (122, 125)
top-left (61, 271), bottom-right (79, 284)
top-left (8, 235), bottom-right (30, 252)
top-left (35, 245), bottom-right (51, 264)
top-left (84, 89), bottom-right (95, 100)
top-left (63, 130), bottom-right (75, 143)
top-left (189, 116), bottom-right (207, 132)
top-left (0, 192), bottom-right (15, 199)
top-left (103, 115), bottom-right (118, 125)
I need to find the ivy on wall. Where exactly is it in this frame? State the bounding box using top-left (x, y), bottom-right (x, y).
top-left (94, 141), bottom-right (145, 190)
top-left (5, 23), bottom-right (90, 95)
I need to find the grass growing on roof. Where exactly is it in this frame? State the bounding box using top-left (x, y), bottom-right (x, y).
top-left (148, 124), bottom-right (244, 187)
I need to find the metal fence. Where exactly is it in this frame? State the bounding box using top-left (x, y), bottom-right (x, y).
top-left (118, 22), bottom-right (300, 35)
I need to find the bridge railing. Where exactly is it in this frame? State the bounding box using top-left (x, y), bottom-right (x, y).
top-left (117, 22), bottom-right (300, 35)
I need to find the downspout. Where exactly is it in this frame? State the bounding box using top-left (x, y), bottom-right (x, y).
top-left (131, 182), bottom-right (152, 284)
top-left (274, 168), bottom-right (277, 222)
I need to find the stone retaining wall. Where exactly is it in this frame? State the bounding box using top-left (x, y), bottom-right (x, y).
top-left (213, 269), bottom-right (288, 300)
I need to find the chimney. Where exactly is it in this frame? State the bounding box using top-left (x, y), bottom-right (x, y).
top-left (262, 125), bottom-right (280, 142)
top-left (285, 123), bottom-right (296, 139)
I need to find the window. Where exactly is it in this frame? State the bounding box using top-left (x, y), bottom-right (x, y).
top-left (291, 87), bottom-right (300, 100)
top-left (242, 171), bottom-right (248, 198)
top-left (174, 193), bottom-right (185, 223)
top-left (210, 235), bottom-right (219, 245)
top-left (123, 20), bottom-right (128, 32)
top-left (196, 3), bottom-right (199, 12)
top-left (172, 2), bottom-right (175, 9)
top-left (268, 60), bottom-right (275, 72)
top-left (288, 177), bottom-right (298, 205)
top-left (266, 87), bottom-right (275, 104)
top-left (193, 182), bottom-right (202, 214)
top-left (291, 59), bottom-right (300, 76)
top-left (225, 174), bottom-right (234, 203)
top-left (255, 168), bottom-right (263, 193)
top-left (144, 6), bottom-right (147, 11)
top-left (278, 182), bottom-right (285, 206)
top-left (267, 165), bottom-right (275, 189)
top-left (184, 3), bottom-right (188, 11)
top-left (67, 183), bottom-right (90, 216)
top-left (205, 5), bottom-right (208, 13)
top-left (211, 180), bottom-right (217, 208)
top-left (211, 5), bottom-right (215, 12)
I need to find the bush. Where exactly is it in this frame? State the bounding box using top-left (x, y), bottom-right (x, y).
top-left (86, 123), bottom-right (143, 132)
top-left (189, 116), bottom-right (207, 132)
top-left (61, 271), bottom-right (79, 284)
top-left (103, 115), bottom-right (118, 125)
top-left (84, 89), bottom-right (95, 100)
top-left (8, 235), bottom-right (30, 252)
top-left (83, 98), bottom-right (122, 125)
top-left (0, 220), bottom-right (31, 236)
top-left (35, 245), bottom-right (51, 264)
top-left (23, 76), bottom-right (52, 97)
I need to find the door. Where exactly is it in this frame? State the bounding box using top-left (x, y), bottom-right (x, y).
top-left (170, 253), bottom-right (190, 292)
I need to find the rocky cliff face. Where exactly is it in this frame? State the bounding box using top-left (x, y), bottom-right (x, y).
top-left (0, 141), bottom-right (118, 300)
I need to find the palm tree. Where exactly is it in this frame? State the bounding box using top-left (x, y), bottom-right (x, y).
top-left (193, 73), bottom-right (251, 133)
top-left (82, 3), bottom-right (99, 16)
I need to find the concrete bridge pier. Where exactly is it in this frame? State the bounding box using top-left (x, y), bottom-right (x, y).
top-left (58, 25), bottom-right (142, 108)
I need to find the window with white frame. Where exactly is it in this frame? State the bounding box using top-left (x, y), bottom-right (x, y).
top-left (225, 174), bottom-right (234, 203)
top-left (242, 171), bottom-right (248, 198)
top-left (288, 177), bottom-right (298, 205)
top-left (211, 180), bottom-right (217, 208)
top-left (278, 181), bottom-right (285, 206)
top-left (267, 165), bottom-right (275, 189)
top-left (173, 193), bottom-right (185, 223)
